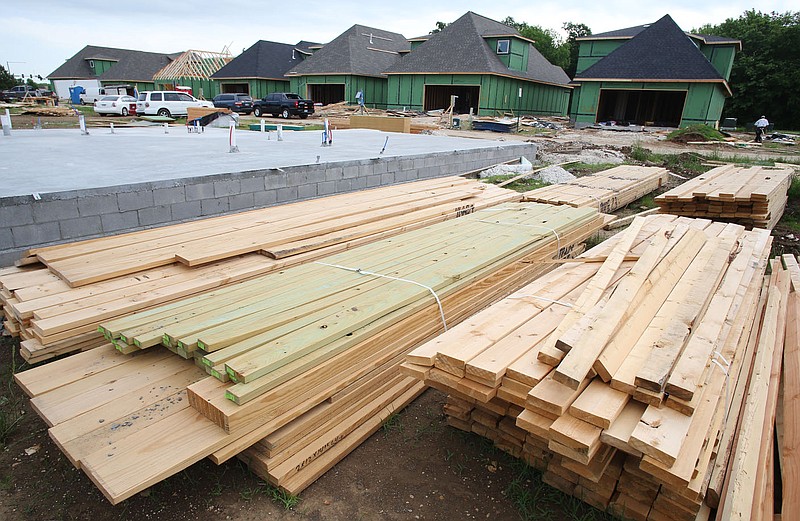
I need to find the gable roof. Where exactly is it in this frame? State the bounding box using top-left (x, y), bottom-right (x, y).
top-left (385, 12), bottom-right (570, 87)
top-left (287, 25), bottom-right (409, 78)
top-left (211, 40), bottom-right (316, 80)
top-left (154, 49), bottom-right (232, 81)
top-left (575, 14), bottom-right (728, 87)
top-left (48, 45), bottom-right (176, 82)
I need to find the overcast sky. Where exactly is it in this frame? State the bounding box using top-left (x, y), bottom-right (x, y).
top-left (3, 0), bottom-right (795, 79)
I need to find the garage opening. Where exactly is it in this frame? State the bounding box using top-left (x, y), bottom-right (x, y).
top-left (308, 84), bottom-right (345, 105)
top-left (596, 89), bottom-right (686, 127)
top-left (222, 83), bottom-right (249, 94)
top-left (424, 85), bottom-right (480, 114)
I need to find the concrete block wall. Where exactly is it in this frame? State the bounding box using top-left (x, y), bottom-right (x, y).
top-left (0, 143), bottom-right (537, 267)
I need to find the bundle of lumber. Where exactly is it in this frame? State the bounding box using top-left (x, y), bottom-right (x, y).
top-left (655, 164), bottom-right (793, 229)
top-left (1, 177), bottom-right (518, 364)
top-left (523, 165), bottom-right (669, 213)
top-left (402, 213), bottom-right (787, 520)
top-left (14, 202), bottom-right (607, 503)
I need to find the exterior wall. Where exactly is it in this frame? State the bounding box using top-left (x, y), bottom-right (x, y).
top-left (575, 39), bottom-right (627, 75)
top-left (387, 74), bottom-right (570, 116)
top-left (92, 60), bottom-right (116, 76)
top-left (571, 80), bottom-right (728, 127)
top-left (154, 78), bottom-right (220, 100)
top-left (700, 44), bottom-right (737, 81)
top-left (0, 143), bottom-right (537, 267)
top-left (291, 75), bottom-right (389, 108)
top-left (682, 82), bottom-right (727, 127)
top-left (250, 79), bottom-right (291, 98)
top-left (485, 37), bottom-right (528, 72)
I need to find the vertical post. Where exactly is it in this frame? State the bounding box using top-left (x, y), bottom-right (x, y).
top-left (260, 119), bottom-right (265, 133)
top-left (110, 122), bottom-right (115, 134)
top-left (79, 114), bottom-right (89, 135)
top-left (229, 120), bottom-right (239, 153)
top-left (517, 88), bottom-right (522, 133)
top-left (277, 124), bottom-right (283, 142)
top-left (163, 122), bottom-right (168, 134)
top-left (1, 113), bottom-right (10, 136)
top-left (5, 109), bottom-right (13, 130)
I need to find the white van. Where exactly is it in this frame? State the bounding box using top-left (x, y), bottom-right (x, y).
top-left (79, 85), bottom-right (130, 104)
top-left (136, 91), bottom-right (213, 118)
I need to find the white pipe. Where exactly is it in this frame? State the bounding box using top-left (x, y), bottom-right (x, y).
top-left (229, 120), bottom-right (239, 153)
top-left (4, 109), bottom-right (11, 130)
top-left (277, 124), bottom-right (283, 141)
top-left (260, 119), bottom-right (265, 133)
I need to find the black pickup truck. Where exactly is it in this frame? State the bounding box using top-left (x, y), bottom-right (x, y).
top-left (252, 93), bottom-right (314, 119)
top-left (1, 85), bottom-right (48, 102)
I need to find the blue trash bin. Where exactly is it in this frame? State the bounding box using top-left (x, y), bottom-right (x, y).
top-left (69, 86), bottom-right (85, 105)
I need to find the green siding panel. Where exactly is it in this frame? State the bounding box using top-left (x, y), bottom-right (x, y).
top-left (387, 73), bottom-right (569, 116)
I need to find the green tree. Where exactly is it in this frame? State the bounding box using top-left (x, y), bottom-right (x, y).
top-left (501, 16), bottom-right (569, 69)
top-left (696, 10), bottom-right (800, 130)
top-left (562, 22), bottom-right (592, 77)
top-left (0, 65), bottom-right (15, 90)
top-left (430, 21), bottom-right (448, 34)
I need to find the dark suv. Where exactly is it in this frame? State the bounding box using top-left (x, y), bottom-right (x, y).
top-left (212, 93), bottom-right (253, 114)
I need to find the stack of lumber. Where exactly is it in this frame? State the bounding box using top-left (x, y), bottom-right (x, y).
top-left (523, 165), bottom-right (669, 213)
top-left (0, 177), bottom-right (518, 364)
top-left (14, 202), bottom-right (607, 503)
top-left (655, 164), bottom-right (794, 229)
top-left (714, 254), bottom-right (798, 519)
top-left (402, 213), bottom-right (788, 520)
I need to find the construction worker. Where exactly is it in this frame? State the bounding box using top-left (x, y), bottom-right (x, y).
top-left (754, 115), bottom-right (769, 143)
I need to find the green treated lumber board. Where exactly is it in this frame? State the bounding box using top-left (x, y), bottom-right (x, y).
top-left (223, 206), bottom-right (600, 384)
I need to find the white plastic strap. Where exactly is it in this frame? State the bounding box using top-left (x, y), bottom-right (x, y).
top-left (478, 220), bottom-right (562, 257)
top-left (315, 261), bottom-right (447, 331)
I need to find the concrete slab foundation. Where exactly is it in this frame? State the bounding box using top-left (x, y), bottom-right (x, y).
top-left (1, 127), bottom-right (537, 267)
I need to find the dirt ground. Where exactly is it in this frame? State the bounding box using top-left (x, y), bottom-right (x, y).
top-left (0, 338), bottom-right (609, 521)
top-left (1, 114), bottom-right (798, 520)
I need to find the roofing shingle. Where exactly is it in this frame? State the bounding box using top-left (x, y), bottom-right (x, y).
top-left (575, 15), bottom-right (725, 81)
top-left (48, 45), bottom-right (176, 82)
top-left (385, 12), bottom-right (570, 86)
top-left (287, 25), bottom-right (409, 77)
top-left (212, 40), bottom-right (317, 80)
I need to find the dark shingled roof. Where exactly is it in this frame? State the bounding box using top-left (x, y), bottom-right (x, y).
top-left (287, 25), bottom-right (409, 77)
top-left (580, 24), bottom-right (741, 47)
top-left (575, 15), bottom-right (725, 82)
top-left (385, 12), bottom-right (570, 86)
top-left (48, 45), bottom-right (176, 82)
top-left (212, 40), bottom-right (318, 80)
top-left (579, 25), bottom-right (648, 40)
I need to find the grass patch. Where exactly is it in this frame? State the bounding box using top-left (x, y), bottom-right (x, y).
top-left (382, 413), bottom-right (403, 434)
top-left (263, 483), bottom-right (300, 509)
top-left (0, 346), bottom-right (26, 448)
top-left (483, 174), bottom-right (549, 193)
top-left (504, 459), bottom-right (613, 521)
top-left (667, 124), bottom-right (726, 143)
top-left (565, 162), bottom-right (620, 175)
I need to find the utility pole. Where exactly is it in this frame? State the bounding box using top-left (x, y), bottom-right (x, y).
top-left (6, 61), bottom-right (26, 79)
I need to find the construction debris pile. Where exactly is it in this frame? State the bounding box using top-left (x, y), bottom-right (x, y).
top-left (4, 178), bottom-right (608, 503)
top-left (403, 213), bottom-right (796, 520)
top-left (655, 164), bottom-right (794, 229)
